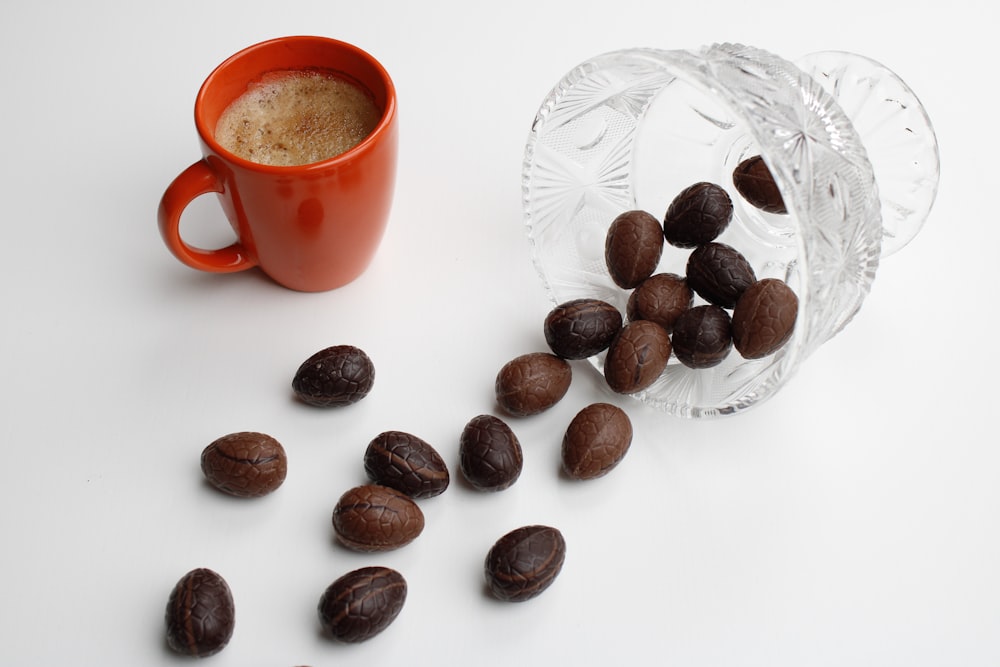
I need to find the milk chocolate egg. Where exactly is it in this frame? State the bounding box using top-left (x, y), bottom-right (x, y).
top-left (332, 484), bottom-right (425, 552)
top-left (732, 278), bottom-right (798, 358)
top-left (604, 320), bottom-right (671, 394)
top-left (626, 273), bottom-right (693, 333)
top-left (605, 210), bottom-right (664, 288)
top-left (733, 155), bottom-right (787, 214)
top-left (495, 352), bottom-right (572, 417)
top-left (561, 403), bottom-right (633, 480)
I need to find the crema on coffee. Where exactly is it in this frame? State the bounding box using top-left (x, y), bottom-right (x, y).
top-left (215, 69), bottom-right (381, 166)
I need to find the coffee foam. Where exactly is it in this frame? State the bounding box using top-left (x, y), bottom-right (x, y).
top-left (215, 69), bottom-right (381, 167)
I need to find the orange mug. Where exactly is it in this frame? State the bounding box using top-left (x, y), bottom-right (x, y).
top-left (158, 36), bottom-right (398, 292)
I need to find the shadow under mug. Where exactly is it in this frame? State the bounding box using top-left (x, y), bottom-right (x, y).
top-left (158, 36), bottom-right (398, 292)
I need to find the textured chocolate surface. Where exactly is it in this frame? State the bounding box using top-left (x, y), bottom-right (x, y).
top-left (685, 242), bottom-right (757, 309)
top-left (604, 320), bottom-right (672, 394)
top-left (364, 431), bottom-right (450, 499)
top-left (165, 568), bottom-right (235, 658)
top-left (292, 345), bottom-right (374, 407)
top-left (626, 273), bottom-right (693, 333)
top-left (671, 305), bottom-right (733, 369)
top-left (604, 210), bottom-right (665, 288)
top-left (495, 352), bottom-right (572, 417)
top-left (732, 278), bottom-right (798, 359)
top-left (561, 403), bottom-right (633, 480)
top-left (332, 484), bottom-right (425, 552)
top-left (733, 155), bottom-right (787, 214)
top-left (317, 566), bottom-right (407, 643)
top-left (544, 298), bottom-right (622, 360)
top-left (200, 431), bottom-right (287, 498)
top-left (485, 525), bottom-right (566, 602)
top-left (663, 182), bottom-right (734, 248)
top-left (459, 414), bottom-right (523, 491)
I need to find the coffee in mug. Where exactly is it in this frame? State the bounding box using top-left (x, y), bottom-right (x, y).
top-left (215, 69), bottom-right (381, 167)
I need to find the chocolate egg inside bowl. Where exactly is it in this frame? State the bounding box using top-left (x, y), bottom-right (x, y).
top-left (522, 44), bottom-right (938, 417)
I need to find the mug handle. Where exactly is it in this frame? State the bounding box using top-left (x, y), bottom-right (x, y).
top-left (157, 160), bottom-right (256, 273)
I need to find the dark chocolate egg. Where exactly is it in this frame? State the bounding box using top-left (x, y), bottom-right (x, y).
top-left (663, 182), bottom-right (733, 248)
top-left (544, 298), bottom-right (622, 360)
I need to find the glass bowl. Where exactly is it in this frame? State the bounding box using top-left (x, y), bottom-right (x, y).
top-left (521, 43), bottom-right (939, 418)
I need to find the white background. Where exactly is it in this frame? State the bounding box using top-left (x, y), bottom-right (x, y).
top-left (1, 1), bottom-right (996, 665)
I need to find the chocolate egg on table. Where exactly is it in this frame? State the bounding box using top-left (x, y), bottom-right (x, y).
top-left (332, 484), bottom-right (425, 552)
top-left (685, 242), bottom-right (757, 309)
top-left (317, 566), bottom-right (407, 643)
top-left (292, 344), bottom-right (375, 407)
top-left (671, 304), bottom-right (733, 369)
top-left (200, 431), bottom-right (287, 498)
top-left (484, 525), bottom-right (566, 602)
top-left (561, 403), bottom-right (633, 480)
top-left (733, 155), bottom-right (787, 214)
top-left (544, 298), bottom-right (622, 360)
top-left (164, 568), bottom-right (235, 658)
top-left (732, 278), bottom-right (798, 359)
top-left (459, 414), bottom-right (523, 492)
top-left (364, 431), bottom-right (450, 499)
top-left (495, 352), bottom-right (572, 417)
top-left (663, 182), bottom-right (733, 248)
top-left (604, 320), bottom-right (672, 394)
top-left (626, 273), bottom-right (693, 333)
top-left (605, 210), bottom-right (664, 288)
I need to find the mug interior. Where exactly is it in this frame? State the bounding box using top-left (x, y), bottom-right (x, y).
top-left (194, 36), bottom-right (396, 167)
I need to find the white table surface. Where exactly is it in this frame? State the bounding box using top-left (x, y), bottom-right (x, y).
top-left (2, 1), bottom-right (996, 665)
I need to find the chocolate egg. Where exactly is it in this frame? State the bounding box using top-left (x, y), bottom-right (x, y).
top-left (544, 298), bottom-right (622, 360)
top-left (364, 431), bottom-right (450, 499)
top-left (604, 320), bottom-right (672, 394)
top-left (733, 155), bottom-right (787, 214)
top-left (200, 431), bottom-right (287, 498)
top-left (495, 352), bottom-right (572, 417)
top-left (332, 484), bottom-right (425, 552)
top-left (484, 525), bottom-right (566, 602)
top-left (732, 278), bottom-right (798, 358)
top-left (663, 182), bottom-right (733, 248)
top-left (626, 273), bottom-right (693, 333)
top-left (605, 210), bottom-right (664, 288)
top-left (165, 568), bottom-right (235, 658)
top-left (671, 305), bottom-right (733, 369)
top-left (292, 345), bottom-right (374, 407)
top-left (459, 414), bottom-right (523, 492)
top-left (317, 566), bottom-right (407, 643)
top-left (561, 403), bottom-right (633, 480)
top-left (685, 242), bottom-right (757, 309)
